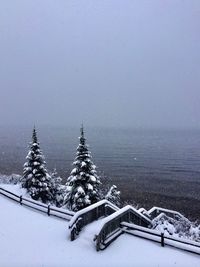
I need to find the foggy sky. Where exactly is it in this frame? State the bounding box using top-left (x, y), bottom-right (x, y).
top-left (0, 0), bottom-right (200, 128)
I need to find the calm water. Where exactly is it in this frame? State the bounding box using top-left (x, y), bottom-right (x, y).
top-left (0, 126), bottom-right (200, 219)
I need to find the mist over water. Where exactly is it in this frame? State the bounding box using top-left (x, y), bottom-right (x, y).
top-left (0, 125), bottom-right (200, 219)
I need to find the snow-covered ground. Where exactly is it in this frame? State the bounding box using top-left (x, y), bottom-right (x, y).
top-left (0, 192), bottom-right (199, 267)
top-left (1, 183), bottom-right (28, 196)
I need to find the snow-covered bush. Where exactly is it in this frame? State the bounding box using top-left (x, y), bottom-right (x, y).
top-left (105, 185), bottom-right (121, 207)
top-left (21, 127), bottom-right (53, 203)
top-left (152, 213), bottom-right (200, 242)
top-left (50, 168), bottom-right (65, 207)
top-left (0, 174), bottom-right (21, 185)
top-left (189, 225), bottom-right (200, 242)
top-left (64, 126), bottom-right (101, 211)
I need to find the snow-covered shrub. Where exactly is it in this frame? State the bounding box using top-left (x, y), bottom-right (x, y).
top-left (189, 225), bottom-right (200, 242)
top-left (105, 185), bottom-right (121, 207)
top-left (64, 126), bottom-right (101, 211)
top-left (0, 174), bottom-right (21, 185)
top-left (152, 213), bottom-right (200, 242)
top-left (50, 168), bottom-right (65, 207)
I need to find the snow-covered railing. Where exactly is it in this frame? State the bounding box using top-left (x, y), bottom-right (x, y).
top-left (121, 222), bottom-right (200, 255)
top-left (0, 187), bottom-right (74, 220)
top-left (69, 200), bottom-right (119, 241)
top-left (94, 205), bottom-right (152, 251)
top-left (148, 206), bottom-right (187, 221)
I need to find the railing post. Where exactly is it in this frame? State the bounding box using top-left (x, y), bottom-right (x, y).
top-left (161, 233), bottom-right (165, 247)
top-left (47, 205), bottom-right (50, 216)
top-left (20, 195), bottom-right (23, 205)
top-left (71, 227), bottom-right (76, 241)
top-left (96, 235), bottom-right (100, 252)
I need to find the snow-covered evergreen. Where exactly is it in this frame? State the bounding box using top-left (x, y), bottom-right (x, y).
top-left (105, 185), bottom-right (121, 207)
top-left (21, 127), bottom-right (53, 203)
top-left (50, 168), bottom-right (65, 207)
top-left (64, 126), bottom-right (101, 211)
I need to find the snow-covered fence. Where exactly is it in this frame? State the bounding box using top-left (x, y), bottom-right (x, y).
top-left (69, 200), bottom-right (119, 241)
top-left (148, 207), bottom-right (187, 221)
top-left (121, 222), bottom-right (200, 255)
top-left (0, 187), bottom-right (74, 220)
top-left (94, 205), bottom-right (152, 251)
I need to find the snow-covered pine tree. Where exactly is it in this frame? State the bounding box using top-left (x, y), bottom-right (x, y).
top-left (21, 127), bottom-right (53, 203)
top-left (50, 168), bottom-right (65, 207)
top-left (105, 185), bottom-right (121, 207)
top-left (65, 126), bottom-right (101, 211)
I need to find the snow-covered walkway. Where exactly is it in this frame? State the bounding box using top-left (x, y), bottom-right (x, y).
top-left (0, 193), bottom-right (200, 267)
top-left (73, 218), bottom-right (104, 250)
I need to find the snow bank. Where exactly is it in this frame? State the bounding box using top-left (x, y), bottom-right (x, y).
top-left (0, 195), bottom-right (199, 267)
top-left (0, 184), bottom-right (74, 220)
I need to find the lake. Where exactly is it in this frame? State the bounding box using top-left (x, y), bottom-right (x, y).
top-left (0, 126), bottom-right (200, 220)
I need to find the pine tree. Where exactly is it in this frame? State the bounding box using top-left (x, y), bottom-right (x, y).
top-left (21, 127), bottom-right (53, 203)
top-left (105, 185), bottom-right (121, 207)
top-left (50, 168), bottom-right (65, 207)
top-left (65, 126), bottom-right (101, 211)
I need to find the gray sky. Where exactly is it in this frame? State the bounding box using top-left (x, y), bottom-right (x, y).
top-left (0, 0), bottom-right (200, 128)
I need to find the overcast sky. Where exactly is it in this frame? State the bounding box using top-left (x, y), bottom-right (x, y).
top-left (0, 0), bottom-right (199, 128)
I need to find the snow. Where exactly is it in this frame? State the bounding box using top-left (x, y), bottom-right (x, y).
top-left (0, 184), bottom-right (74, 219)
top-left (89, 175), bottom-right (96, 182)
top-left (77, 186), bottom-right (84, 194)
top-left (71, 168), bottom-right (77, 174)
top-left (0, 195), bottom-right (199, 267)
top-left (87, 183), bottom-right (93, 191)
top-left (1, 183), bottom-right (28, 196)
top-left (138, 207), bottom-right (148, 214)
top-left (81, 161), bottom-right (87, 167)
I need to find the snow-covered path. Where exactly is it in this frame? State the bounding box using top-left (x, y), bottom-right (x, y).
top-left (0, 193), bottom-right (200, 267)
top-left (73, 219), bottom-right (104, 250)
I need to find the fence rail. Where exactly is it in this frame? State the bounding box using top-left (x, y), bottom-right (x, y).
top-left (0, 187), bottom-right (74, 221)
top-left (95, 219), bottom-right (200, 255)
top-left (95, 209), bottom-right (200, 255)
top-left (121, 222), bottom-right (200, 256)
top-left (1, 186), bottom-right (200, 256)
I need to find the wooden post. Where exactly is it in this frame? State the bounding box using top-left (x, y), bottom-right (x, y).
top-left (161, 233), bottom-right (165, 247)
top-left (96, 206), bottom-right (98, 220)
top-left (96, 235), bottom-right (100, 252)
top-left (71, 228), bottom-right (75, 241)
top-left (104, 204), bottom-right (107, 217)
top-left (20, 195), bottom-right (23, 205)
top-left (47, 205), bottom-right (50, 216)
